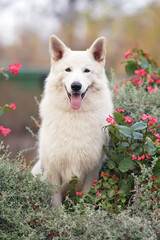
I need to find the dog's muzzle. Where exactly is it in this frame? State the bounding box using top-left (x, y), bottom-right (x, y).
top-left (65, 84), bottom-right (89, 110)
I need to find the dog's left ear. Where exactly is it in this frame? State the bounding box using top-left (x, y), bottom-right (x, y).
top-left (89, 37), bottom-right (106, 63)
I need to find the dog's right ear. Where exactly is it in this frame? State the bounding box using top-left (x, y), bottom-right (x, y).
top-left (49, 35), bottom-right (68, 61)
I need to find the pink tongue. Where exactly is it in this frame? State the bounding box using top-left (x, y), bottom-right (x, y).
top-left (71, 94), bottom-right (82, 109)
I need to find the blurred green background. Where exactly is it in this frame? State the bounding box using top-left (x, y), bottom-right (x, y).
top-left (0, 0), bottom-right (160, 160)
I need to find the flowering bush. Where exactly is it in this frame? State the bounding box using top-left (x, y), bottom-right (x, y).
top-left (123, 47), bottom-right (160, 92)
top-left (64, 47), bottom-right (160, 213)
top-left (0, 63), bottom-right (22, 137)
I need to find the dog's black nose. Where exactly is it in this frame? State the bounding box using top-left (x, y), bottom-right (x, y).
top-left (71, 82), bottom-right (82, 92)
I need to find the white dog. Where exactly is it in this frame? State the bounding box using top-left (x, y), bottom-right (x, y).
top-left (31, 35), bottom-right (113, 207)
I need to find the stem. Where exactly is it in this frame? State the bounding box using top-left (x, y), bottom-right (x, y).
top-left (136, 160), bottom-right (143, 169)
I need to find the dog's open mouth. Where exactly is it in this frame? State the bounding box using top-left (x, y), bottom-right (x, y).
top-left (65, 87), bottom-right (89, 109)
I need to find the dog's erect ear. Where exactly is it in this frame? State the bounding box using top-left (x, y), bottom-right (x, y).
top-left (89, 37), bottom-right (106, 63)
top-left (49, 35), bottom-right (68, 61)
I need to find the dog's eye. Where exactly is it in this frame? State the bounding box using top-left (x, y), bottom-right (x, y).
top-left (65, 68), bottom-right (72, 72)
top-left (84, 68), bottom-right (90, 73)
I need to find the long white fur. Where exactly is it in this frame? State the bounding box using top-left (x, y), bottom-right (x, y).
top-left (31, 36), bottom-right (113, 207)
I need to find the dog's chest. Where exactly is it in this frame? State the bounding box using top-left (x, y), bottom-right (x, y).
top-left (41, 109), bottom-right (107, 166)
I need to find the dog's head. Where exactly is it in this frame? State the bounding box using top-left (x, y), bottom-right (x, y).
top-left (48, 35), bottom-right (107, 110)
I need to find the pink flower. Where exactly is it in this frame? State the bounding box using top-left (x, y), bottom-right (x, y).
top-left (153, 176), bottom-right (158, 179)
top-left (145, 54), bottom-right (150, 58)
top-left (156, 80), bottom-right (160, 85)
top-left (124, 116), bottom-right (134, 123)
top-left (148, 117), bottom-right (157, 126)
top-left (133, 77), bottom-right (140, 88)
top-left (147, 86), bottom-right (153, 92)
top-left (135, 69), bottom-right (147, 77)
top-left (147, 85), bottom-right (159, 92)
top-left (142, 114), bottom-right (150, 120)
top-left (76, 192), bottom-right (83, 196)
top-left (153, 200), bottom-right (158, 202)
top-left (149, 78), bottom-right (154, 83)
top-left (106, 115), bottom-right (115, 125)
top-left (137, 156), bottom-right (141, 161)
top-left (115, 109), bottom-right (125, 113)
top-left (10, 103), bottom-right (16, 110)
top-left (142, 115), bottom-right (157, 125)
top-left (0, 126), bottom-right (11, 137)
top-left (95, 190), bottom-right (99, 196)
top-left (114, 85), bottom-right (120, 94)
top-left (141, 154), bottom-right (145, 160)
top-left (124, 50), bottom-right (132, 58)
top-left (132, 155), bottom-right (137, 160)
top-left (100, 173), bottom-right (104, 177)
top-left (155, 139), bottom-right (160, 143)
top-left (151, 74), bottom-right (159, 80)
top-left (145, 154), bottom-right (150, 159)
top-left (9, 62), bottom-right (22, 75)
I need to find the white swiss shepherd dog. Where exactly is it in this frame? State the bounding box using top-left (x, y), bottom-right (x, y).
top-left (31, 35), bottom-right (113, 207)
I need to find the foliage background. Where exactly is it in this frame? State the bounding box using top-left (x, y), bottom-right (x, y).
top-left (0, 0), bottom-right (160, 160)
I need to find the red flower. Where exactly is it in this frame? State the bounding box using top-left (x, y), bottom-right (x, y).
top-left (124, 116), bottom-right (134, 123)
top-left (106, 115), bottom-right (115, 125)
top-left (147, 85), bottom-right (159, 92)
top-left (148, 117), bottom-right (157, 126)
top-left (137, 156), bottom-right (141, 161)
top-left (124, 51), bottom-right (132, 59)
top-left (135, 69), bottom-right (147, 77)
top-left (10, 103), bottom-right (16, 110)
top-left (132, 155), bottom-right (137, 160)
top-left (149, 78), bottom-right (154, 83)
top-left (145, 153), bottom-right (150, 159)
top-left (153, 200), bottom-right (158, 202)
top-left (145, 54), bottom-right (150, 58)
top-left (154, 188), bottom-right (158, 191)
top-left (0, 126), bottom-right (11, 137)
top-left (156, 80), bottom-right (160, 85)
top-left (114, 85), bottom-right (120, 94)
top-left (112, 175), bottom-right (116, 178)
top-left (9, 62), bottom-right (22, 75)
top-left (155, 139), bottom-right (160, 143)
top-left (153, 176), bottom-right (158, 179)
top-left (95, 190), bottom-right (99, 196)
top-left (133, 77), bottom-right (140, 88)
top-left (115, 109), bottom-right (125, 113)
top-left (100, 173), bottom-right (104, 177)
top-left (142, 114), bottom-right (150, 120)
top-left (76, 192), bottom-right (83, 196)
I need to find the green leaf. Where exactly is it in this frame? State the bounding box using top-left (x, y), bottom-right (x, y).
top-left (107, 159), bottom-right (115, 169)
top-left (1, 71), bottom-right (9, 80)
top-left (108, 189), bottom-right (115, 198)
top-left (117, 125), bottom-right (132, 138)
top-left (119, 158), bottom-right (135, 173)
top-left (151, 62), bottom-right (159, 74)
top-left (131, 122), bottom-right (147, 131)
top-left (125, 63), bottom-right (137, 76)
top-left (145, 141), bottom-right (157, 155)
top-left (0, 108), bottom-right (4, 116)
top-left (137, 56), bottom-right (149, 69)
top-left (114, 112), bottom-right (125, 124)
top-left (132, 132), bottom-right (143, 140)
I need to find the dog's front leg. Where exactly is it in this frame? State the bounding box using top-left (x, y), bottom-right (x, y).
top-left (82, 166), bottom-right (100, 192)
